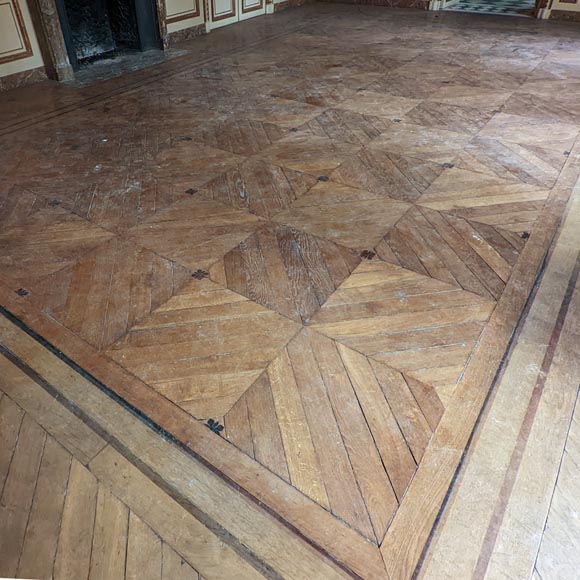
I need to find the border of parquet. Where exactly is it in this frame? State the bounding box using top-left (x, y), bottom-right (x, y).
top-left (2, 10), bottom-right (580, 577)
top-left (2, 148), bottom-right (579, 579)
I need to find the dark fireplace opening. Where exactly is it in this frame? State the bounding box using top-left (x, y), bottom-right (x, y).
top-left (56, 0), bottom-right (161, 69)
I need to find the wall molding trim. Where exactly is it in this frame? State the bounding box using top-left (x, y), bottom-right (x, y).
top-left (0, 0), bottom-right (33, 65)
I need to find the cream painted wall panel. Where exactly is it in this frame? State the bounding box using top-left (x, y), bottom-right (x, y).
top-left (0, 0), bottom-right (44, 79)
top-left (166, 0), bottom-right (198, 17)
top-left (551, 0), bottom-right (580, 11)
top-left (0, 4), bottom-right (24, 57)
top-left (165, 0), bottom-right (204, 33)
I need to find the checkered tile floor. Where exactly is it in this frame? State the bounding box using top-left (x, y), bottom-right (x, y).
top-left (447, 0), bottom-right (535, 15)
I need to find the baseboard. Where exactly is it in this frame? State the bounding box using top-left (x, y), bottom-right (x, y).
top-left (550, 8), bottom-right (580, 20)
top-left (274, 0), bottom-right (314, 12)
top-left (0, 66), bottom-right (47, 93)
top-left (167, 23), bottom-right (207, 46)
top-left (317, 0), bottom-right (430, 10)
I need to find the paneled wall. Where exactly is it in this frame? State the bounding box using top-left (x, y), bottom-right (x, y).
top-left (551, 0), bottom-right (580, 20)
top-left (165, 0), bottom-right (205, 33)
top-left (0, 0), bottom-right (44, 80)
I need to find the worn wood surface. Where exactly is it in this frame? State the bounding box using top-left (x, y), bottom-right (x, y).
top-left (1, 5), bottom-right (580, 579)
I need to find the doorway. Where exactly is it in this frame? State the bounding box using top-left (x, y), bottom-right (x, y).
top-left (55, 0), bottom-right (162, 70)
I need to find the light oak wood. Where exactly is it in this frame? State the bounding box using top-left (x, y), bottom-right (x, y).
top-left (126, 512), bottom-right (163, 580)
top-left (17, 436), bottom-right (71, 580)
top-left (54, 459), bottom-right (99, 579)
top-left (0, 415), bottom-right (46, 577)
top-left (2, 7), bottom-right (580, 578)
top-left (0, 355), bottom-right (106, 463)
top-left (89, 485), bottom-right (130, 580)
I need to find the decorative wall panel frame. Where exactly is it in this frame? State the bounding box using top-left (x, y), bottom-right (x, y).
top-left (0, 0), bottom-right (33, 65)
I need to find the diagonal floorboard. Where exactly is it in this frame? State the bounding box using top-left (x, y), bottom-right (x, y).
top-left (1, 5), bottom-right (580, 579)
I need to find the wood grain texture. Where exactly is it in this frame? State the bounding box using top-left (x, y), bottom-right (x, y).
top-left (200, 159), bottom-right (317, 218)
top-left (376, 205), bottom-right (526, 300)
top-left (1, 7), bottom-right (580, 579)
top-left (16, 437), bottom-right (70, 580)
top-left (274, 181), bottom-right (410, 251)
top-left (226, 328), bottom-right (443, 544)
top-left (0, 397), bottom-right (211, 580)
top-left (223, 222), bottom-right (361, 322)
top-left (38, 237), bottom-right (191, 350)
top-left (53, 459), bottom-right (99, 580)
top-left (0, 355), bottom-right (106, 463)
top-left (0, 415), bottom-right (46, 577)
top-left (0, 206), bottom-right (114, 288)
top-left (107, 277), bottom-right (299, 418)
top-left (128, 198), bottom-right (262, 271)
top-left (331, 147), bottom-right (445, 202)
top-left (311, 260), bottom-right (495, 403)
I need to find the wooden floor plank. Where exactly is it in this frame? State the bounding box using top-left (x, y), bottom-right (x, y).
top-left (53, 459), bottom-right (99, 580)
top-left (0, 414), bottom-right (46, 577)
top-left (0, 355), bottom-right (107, 464)
top-left (17, 436), bottom-right (71, 580)
top-left (2, 8), bottom-right (580, 579)
top-left (0, 395), bottom-right (24, 492)
top-left (162, 542), bottom-right (201, 580)
top-left (126, 512), bottom-right (163, 580)
top-left (89, 445), bottom-right (266, 580)
top-left (89, 484), bottom-right (130, 580)
top-left (418, 163), bottom-right (580, 579)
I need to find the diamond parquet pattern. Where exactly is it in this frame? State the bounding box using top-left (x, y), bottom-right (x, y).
top-left (376, 205), bottom-right (526, 300)
top-left (0, 207), bottom-right (114, 288)
top-left (37, 238), bottom-right (191, 350)
top-left (224, 328), bottom-right (444, 544)
top-left (2, 8), bottom-right (578, 574)
top-left (107, 278), bottom-right (300, 418)
top-left (222, 223), bottom-right (361, 323)
top-left (128, 198), bottom-right (262, 271)
top-left (311, 261), bottom-right (496, 402)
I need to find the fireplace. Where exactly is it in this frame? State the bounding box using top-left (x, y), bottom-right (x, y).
top-left (56, 0), bottom-right (162, 69)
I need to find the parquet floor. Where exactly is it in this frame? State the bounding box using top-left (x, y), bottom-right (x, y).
top-left (1, 4), bottom-right (580, 579)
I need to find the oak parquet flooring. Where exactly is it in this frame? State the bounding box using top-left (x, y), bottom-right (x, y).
top-left (503, 91), bottom-right (580, 127)
top-left (418, 167), bottom-right (551, 212)
top-left (376, 206), bottom-right (524, 300)
top-left (311, 261), bottom-right (495, 401)
top-left (0, 206), bottom-right (114, 289)
top-left (402, 101), bottom-right (494, 136)
top-left (296, 108), bottom-right (391, 146)
top-left (225, 328), bottom-right (442, 543)
top-left (191, 118), bottom-right (287, 156)
top-left (107, 277), bottom-right (299, 418)
top-left (128, 197), bottom-right (262, 271)
top-left (336, 91), bottom-right (419, 123)
top-left (37, 237), bottom-right (191, 350)
top-left (255, 133), bottom-right (361, 176)
top-left (427, 84), bottom-right (513, 112)
top-left (479, 112), bottom-right (579, 152)
top-left (331, 147), bottom-right (445, 202)
top-left (151, 142), bottom-right (244, 186)
top-left (0, 397), bottom-right (209, 579)
top-left (2, 7), bottom-right (580, 579)
top-left (242, 96), bottom-right (325, 129)
top-left (271, 80), bottom-right (359, 108)
top-left (0, 185), bottom-right (56, 231)
top-left (199, 159), bottom-right (317, 219)
top-left (273, 181), bottom-right (410, 251)
top-left (222, 223), bottom-right (361, 323)
top-left (369, 124), bottom-right (472, 164)
top-left (454, 136), bottom-right (565, 189)
top-left (56, 175), bottom-right (193, 233)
